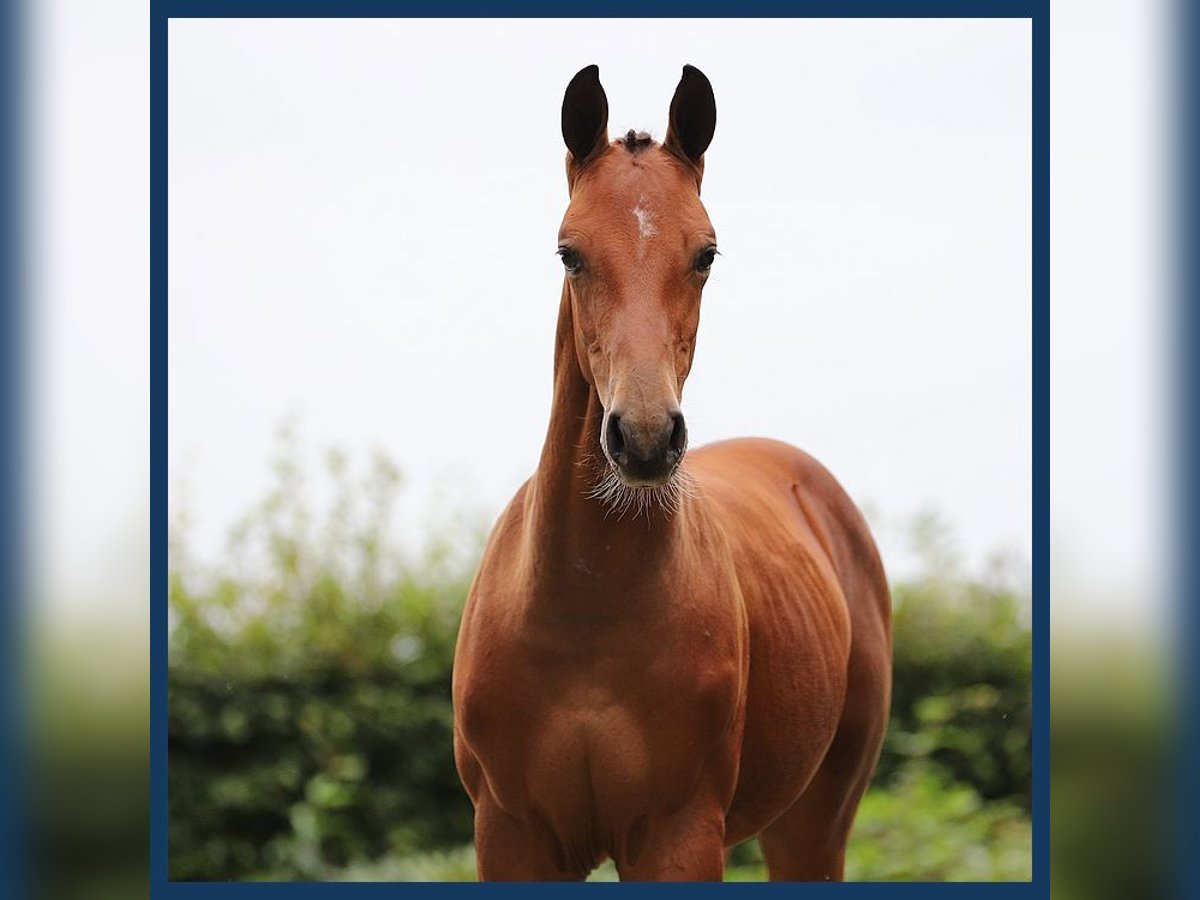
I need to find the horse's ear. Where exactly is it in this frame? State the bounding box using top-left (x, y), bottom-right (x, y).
top-left (562, 64), bottom-right (609, 167)
top-left (664, 65), bottom-right (716, 173)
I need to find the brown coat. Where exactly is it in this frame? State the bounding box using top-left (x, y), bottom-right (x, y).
top-left (452, 65), bottom-right (891, 882)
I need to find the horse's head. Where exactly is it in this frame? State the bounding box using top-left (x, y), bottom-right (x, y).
top-left (558, 64), bottom-right (718, 493)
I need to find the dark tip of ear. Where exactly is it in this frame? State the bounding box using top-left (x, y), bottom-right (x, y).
top-left (573, 64), bottom-right (600, 84)
top-left (562, 64), bottom-right (609, 164)
top-left (666, 64), bottom-right (717, 166)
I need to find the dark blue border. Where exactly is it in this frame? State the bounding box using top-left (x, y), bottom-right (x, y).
top-left (1, 0), bottom-right (26, 894)
top-left (151, 2), bottom-right (1049, 896)
top-left (1175, 0), bottom-right (1198, 895)
top-left (152, 0), bottom-right (170, 891)
top-left (162, 0), bottom-right (1036, 16)
top-left (1029, 5), bottom-right (1047, 893)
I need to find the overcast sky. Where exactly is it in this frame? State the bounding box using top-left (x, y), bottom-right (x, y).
top-left (167, 18), bottom-right (1032, 579)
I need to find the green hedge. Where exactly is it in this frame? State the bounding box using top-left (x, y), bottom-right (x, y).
top-left (168, 444), bottom-right (1030, 880)
top-left (168, 579), bottom-right (470, 879)
top-left (880, 567), bottom-right (1031, 806)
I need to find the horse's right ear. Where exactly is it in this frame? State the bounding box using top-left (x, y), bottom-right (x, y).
top-left (562, 64), bottom-right (609, 169)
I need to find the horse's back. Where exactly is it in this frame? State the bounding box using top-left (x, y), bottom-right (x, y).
top-left (687, 437), bottom-right (892, 841)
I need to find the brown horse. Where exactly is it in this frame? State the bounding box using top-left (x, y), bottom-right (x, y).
top-left (452, 64), bottom-right (891, 882)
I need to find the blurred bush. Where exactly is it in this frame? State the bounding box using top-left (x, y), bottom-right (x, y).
top-left (326, 761), bottom-right (1033, 883)
top-left (168, 433), bottom-right (482, 880)
top-left (32, 625), bottom-right (150, 900)
top-left (168, 438), bottom-right (1031, 881)
top-left (879, 512), bottom-right (1032, 808)
top-left (1050, 638), bottom-right (1170, 900)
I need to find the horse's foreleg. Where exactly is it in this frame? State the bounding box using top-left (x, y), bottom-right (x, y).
top-left (613, 806), bottom-right (727, 882)
top-left (473, 796), bottom-right (587, 882)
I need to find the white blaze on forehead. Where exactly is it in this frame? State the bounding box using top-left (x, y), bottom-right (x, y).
top-left (631, 199), bottom-right (657, 239)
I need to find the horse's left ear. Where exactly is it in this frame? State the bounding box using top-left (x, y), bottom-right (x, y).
top-left (664, 65), bottom-right (716, 177)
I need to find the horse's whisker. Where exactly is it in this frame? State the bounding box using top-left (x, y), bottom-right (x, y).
top-left (584, 462), bottom-right (694, 521)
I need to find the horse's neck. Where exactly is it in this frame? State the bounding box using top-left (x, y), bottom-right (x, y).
top-left (525, 287), bottom-right (683, 593)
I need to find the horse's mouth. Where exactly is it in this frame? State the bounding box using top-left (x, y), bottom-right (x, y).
top-left (588, 454), bottom-right (693, 519)
top-left (609, 459), bottom-right (683, 489)
top-left (598, 441), bottom-right (685, 488)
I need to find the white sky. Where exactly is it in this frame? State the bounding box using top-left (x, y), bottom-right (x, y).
top-left (25, 0), bottom-right (1175, 635)
top-left (1049, 0), bottom-right (1171, 630)
top-left (167, 18), bottom-right (1033, 580)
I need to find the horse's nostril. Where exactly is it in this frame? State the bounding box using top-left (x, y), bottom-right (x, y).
top-left (668, 413), bottom-right (688, 457)
top-left (605, 414), bottom-right (627, 461)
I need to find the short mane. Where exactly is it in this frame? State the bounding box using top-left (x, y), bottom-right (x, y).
top-left (620, 129), bottom-right (654, 153)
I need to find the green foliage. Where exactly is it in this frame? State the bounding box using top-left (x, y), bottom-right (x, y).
top-left (880, 513), bottom-right (1032, 807)
top-left (846, 763), bottom-right (1031, 880)
top-left (324, 763), bottom-right (1032, 882)
top-left (326, 846), bottom-right (478, 883)
top-left (168, 438), bottom-right (1031, 881)
top-left (169, 434), bottom-right (482, 880)
top-left (1050, 643), bottom-right (1170, 900)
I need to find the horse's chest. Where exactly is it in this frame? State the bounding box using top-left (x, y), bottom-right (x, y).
top-left (456, 622), bottom-right (744, 822)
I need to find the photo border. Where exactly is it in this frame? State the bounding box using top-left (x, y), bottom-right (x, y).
top-left (150, 1), bottom-right (1049, 895)
top-left (1178, 0), bottom-right (1200, 893)
top-left (2, 0), bottom-right (27, 894)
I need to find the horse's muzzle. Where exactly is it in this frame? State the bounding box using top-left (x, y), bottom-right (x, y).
top-left (604, 410), bottom-right (687, 484)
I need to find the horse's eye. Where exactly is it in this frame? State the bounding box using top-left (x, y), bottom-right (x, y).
top-left (558, 247), bottom-right (583, 274)
top-left (695, 247), bottom-right (718, 273)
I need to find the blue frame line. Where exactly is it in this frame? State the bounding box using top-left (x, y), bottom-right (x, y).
top-left (151, 0), bottom-right (170, 891)
top-left (1029, 5), bottom-right (1048, 891)
top-left (1, 0), bottom-right (27, 894)
top-left (161, 0), bottom-right (1037, 18)
top-left (150, 2), bottom-right (1050, 896)
top-left (1175, 0), bottom-right (1198, 892)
